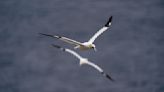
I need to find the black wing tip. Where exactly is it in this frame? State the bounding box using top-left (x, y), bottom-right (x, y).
top-left (38, 33), bottom-right (62, 39)
top-left (51, 44), bottom-right (65, 51)
top-left (51, 44), bottom-right (61, 48)
top-left (104, 16), bottom-right (113, 27)
top-left (101, 72), bottom-right (114, 81)
top-left (39, 33), bottom-right (54, 37)
top-left (106, 74), bottom-right (115, 82)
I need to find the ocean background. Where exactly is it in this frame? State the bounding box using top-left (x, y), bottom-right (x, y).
top-left (0, 0), bottom-right (164, 92)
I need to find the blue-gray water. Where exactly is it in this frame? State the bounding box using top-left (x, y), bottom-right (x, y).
top-left (0, 0), bottom-right (164, 92)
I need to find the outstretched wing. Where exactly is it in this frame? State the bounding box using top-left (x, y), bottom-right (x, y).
top-left (39, 33), bottom-right (84, 46)
top-left (88, 16), bottom-right (113, 43)
top-left (51, 44), bottom-right (114, 81)
top-left (51, 44), bottom-right (83, 60)
top-left (86, 61), bottom-right (114, 81)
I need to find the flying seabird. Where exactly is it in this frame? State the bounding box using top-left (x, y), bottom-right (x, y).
top-left (40, 16), bottom-right (113, 51)
top-left (51, 44), bottom-right (114, 81)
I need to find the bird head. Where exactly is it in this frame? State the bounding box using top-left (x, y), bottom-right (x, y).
top-left (91, 44), bottom-right (97, 51)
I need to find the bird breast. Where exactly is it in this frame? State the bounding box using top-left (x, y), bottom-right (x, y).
top-left (82, 42), bottom-right (93, 48)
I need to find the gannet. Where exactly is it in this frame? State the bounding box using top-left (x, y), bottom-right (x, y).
top-left (51, 44), bottom-right (114, 81)
top-left (40, 16), bottom-right (113, 51)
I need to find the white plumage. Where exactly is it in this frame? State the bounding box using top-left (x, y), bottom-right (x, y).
top-left (51, 44), bottom-right (114, 81)
top-left (40, 16), bottom-right (113, 51)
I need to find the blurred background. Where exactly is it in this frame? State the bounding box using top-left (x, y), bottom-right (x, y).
top-left (0, 0), bottom-right (164, 92)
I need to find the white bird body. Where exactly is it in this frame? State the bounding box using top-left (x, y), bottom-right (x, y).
top-left (40, 16), bottom-right (113, 51)
top-left (52, 44), bottom-right (114, 81)
top-left (79, 58), bottom-right (89, 66)
top-left (73, 42), bottom-right (95, 50)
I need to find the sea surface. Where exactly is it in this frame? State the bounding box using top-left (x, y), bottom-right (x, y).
top-left (0, 0), bottom-right (164, 92)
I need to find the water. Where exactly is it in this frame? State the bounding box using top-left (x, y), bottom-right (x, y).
top-left (0, 0), bottom-right (164, 92)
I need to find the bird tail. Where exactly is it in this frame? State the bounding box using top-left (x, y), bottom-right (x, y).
top-left (74, 45), bottom-right (80, 49)
top-left (79, 61), bottom-right (85, 66)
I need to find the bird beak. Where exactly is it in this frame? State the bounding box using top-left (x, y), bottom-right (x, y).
top-left (93, 47), bottom-right (97, 51)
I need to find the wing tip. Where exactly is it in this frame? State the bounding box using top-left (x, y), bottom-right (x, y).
top-left (39, 33), bottom-right (54, 37)
top-left (51, 44), bottom-right (65, 51)
top-left (106, 74), bottom-right (115, 82)
top-left (101, 72), bottom-right (114, 81)
top-left (104, 16), bottom-right (113, 27)
top-left (39, 33), bottom-right (62, 39)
